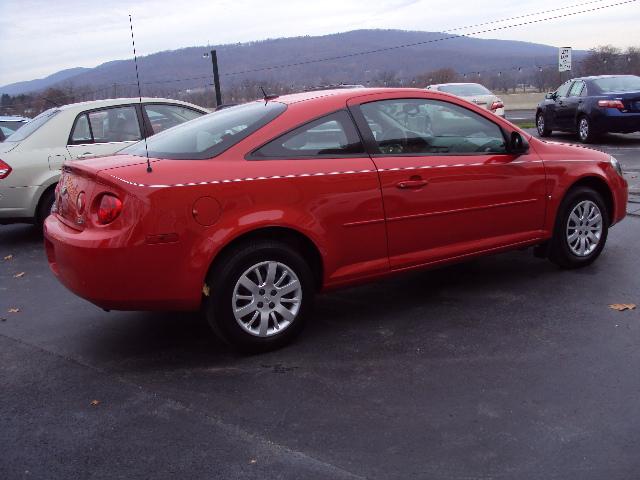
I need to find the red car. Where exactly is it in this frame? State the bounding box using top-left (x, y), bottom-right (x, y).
top-left (44, 88), bottom-right (628, 352)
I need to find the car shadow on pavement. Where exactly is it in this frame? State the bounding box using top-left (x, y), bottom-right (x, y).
top-left (86, 249), bottom-right (559, 374)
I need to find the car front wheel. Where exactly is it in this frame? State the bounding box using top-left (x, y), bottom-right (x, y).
top-left (205, 239), bottom-right (314, 352)
top-left (548, 187), bottom-right (609, 269)
top-left (536, 112), bottom-right (552, 137)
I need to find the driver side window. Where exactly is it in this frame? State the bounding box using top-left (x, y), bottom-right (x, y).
top-left (555, 81), bottom-right (573, 98)
top-left (360, 99), bottom-right (507, 155)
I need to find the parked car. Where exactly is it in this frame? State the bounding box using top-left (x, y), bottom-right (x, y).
top-left (536, 75), bottom-right (640, 143)
top-left (0, 115), bottom-right (30, 142)
top-left (44, 88), bottom-right (628, 352)
top-left (0, 98), bottom-right (207, 226)
top-left (426, 83), bottom-right (505, 117)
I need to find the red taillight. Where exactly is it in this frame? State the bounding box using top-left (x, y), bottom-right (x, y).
top-left (490, 101), bottom-right (504, 111)
top-left (0, 159), bottom-right (11, 179)
top-left (598, 99), bottom-right (625, 109)
top-left (96, 193), bottom-right (123, 224)
top-left (76, 191), bottom-right (86, 215)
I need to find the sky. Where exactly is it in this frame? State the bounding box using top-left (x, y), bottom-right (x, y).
top-left (1, 0), bottom-right (639, 86)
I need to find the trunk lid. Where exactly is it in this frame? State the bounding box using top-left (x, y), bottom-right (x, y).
top-left (55, 154), bottom-right (153, 230)
top-left (463, 94), bottom-right (498, 110)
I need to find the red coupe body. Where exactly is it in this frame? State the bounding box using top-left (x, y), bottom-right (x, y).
top-left (44, 88), bottom-right (628, 312)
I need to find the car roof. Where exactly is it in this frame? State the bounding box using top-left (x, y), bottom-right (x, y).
top-left (271, 87), bottom-right (435, 105)
top-left (573, 74), bottom-right (638, 82)
top-left (429, 83), bottom-right (482, 87)
top-left (57, 97), bottom-right (208, 113)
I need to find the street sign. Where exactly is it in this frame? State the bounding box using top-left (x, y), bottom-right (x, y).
top-left (559, 47), bottom-right (572, 72)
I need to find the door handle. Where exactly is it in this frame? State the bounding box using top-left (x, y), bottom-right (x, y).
top-left (76, 152), bottom-right (93, 159)
top-left (396, 179), bottom-right (428, 189)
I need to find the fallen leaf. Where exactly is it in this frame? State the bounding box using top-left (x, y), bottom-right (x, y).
top-left (3, 255), bottom-right (13, 261)
top-left (202, 283), bottom-right (210, 297)
top-left (13, 272), bottom-right (25, 278)
top-left (90, 400), bottom-right (100, 406)
top-left (609, 303), bottom-right (636, 312)
top-left (7, 308), bottom-right (20, 313)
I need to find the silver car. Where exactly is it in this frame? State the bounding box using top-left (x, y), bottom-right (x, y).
top-left (0, 98), bottom-right (207, 227)
top-left (426, 83), bottom-right (505, 117)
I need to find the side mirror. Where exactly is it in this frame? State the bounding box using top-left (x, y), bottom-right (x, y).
top-left (545, 92), bottom-right (556, 100)
top-left (509, 131), bottom-right (529, 155)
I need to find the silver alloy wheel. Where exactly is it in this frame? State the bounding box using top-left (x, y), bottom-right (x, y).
top-left (537, 114), bottom-right (545, 134)
top-left (232, 261), bottom-right (302, 337)
top-left (579, 117), bottom-right (589, 141)
top-left (566, 200), bottom-right (603, 257)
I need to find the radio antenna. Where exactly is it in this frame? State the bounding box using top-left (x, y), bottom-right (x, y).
top-left (129, 14), bottom-right (152, 173)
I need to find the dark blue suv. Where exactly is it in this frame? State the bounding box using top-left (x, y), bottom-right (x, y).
top-left (536, 75), bottom-right (640, 143)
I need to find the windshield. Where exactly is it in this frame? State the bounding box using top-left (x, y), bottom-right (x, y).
top-left (5, 109), bottom-right (59, 142)
top-left (592, 76), bottom-right (640, 93)
top-left (120, 101), bottom-right (286, 160)
top-left (437, 84), bottom-right (492, 96)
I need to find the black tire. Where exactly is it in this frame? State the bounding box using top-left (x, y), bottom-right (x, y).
top-left (548, 187), bottom-right (609, 269)
top-left (577, 115), bottom-right (597, 143)
top-left (536, 111), bottom-right (552, 137)
top-left (35, 187), bottom-right (56, 229)
top-left (204, 239), bottom-right (314, 353)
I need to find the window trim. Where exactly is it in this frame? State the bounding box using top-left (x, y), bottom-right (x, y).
top-left (348, 97), bottom-right (510, 158)
top-left (67, 104), bottom-right (145, 146)
top-left (246, 108), bottom-right (367, 161)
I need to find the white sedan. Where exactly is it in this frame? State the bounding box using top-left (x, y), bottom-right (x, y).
top-left (426, 83), bottom-right (505, 118)
top-left (0, 98), bottom-right (207, 226)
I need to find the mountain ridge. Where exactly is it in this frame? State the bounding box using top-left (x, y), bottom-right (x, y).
top-left (1, 29), bottom-right (583, 96)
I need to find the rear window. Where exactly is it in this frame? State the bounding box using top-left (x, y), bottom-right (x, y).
top-left (4, 109), bottom-right (59, 142)
top-left (120, 101), bottom-right (286, 160)
top-left (437, 84), bottom-right (492, 96)
top-left (592, 76), bottom-right (640, 93)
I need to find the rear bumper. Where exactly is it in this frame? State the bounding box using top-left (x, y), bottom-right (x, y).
top-left (44, 214), bottom-right (201, 311)
top-left (592, 110), bottom-right (640, 133)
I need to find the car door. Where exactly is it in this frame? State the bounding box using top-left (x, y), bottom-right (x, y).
top-left (551, 80), bottom-right (575, 130)
top-left (348, 93), bottom-right (547, 270)
top-left (560, 80), bottom-right (586, 130)
top-left (66, 105), bottom-right (144, 161)
top-left (249, 109), bottom-right (389, 283)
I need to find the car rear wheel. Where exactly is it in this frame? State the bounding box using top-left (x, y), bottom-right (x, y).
top-left (548, 187), bottom-right (609, 269)
top-left (536, 112), bottom-right (552, 137)
top-left (35, 187), bottom-right (56, 229)
top-left (577, 116), bottom-right (596, 143)
top-left (205, 240), bottom-right (314, 352)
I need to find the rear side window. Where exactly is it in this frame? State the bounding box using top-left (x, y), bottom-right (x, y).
top-left (144, 104), bottom-right (204, 134)
top-left (251, 110), bottom-right (364, 159)
top-left (568, 81), bottom-right (585, 97)
top-left (121, 101), bottom-right (286, 160)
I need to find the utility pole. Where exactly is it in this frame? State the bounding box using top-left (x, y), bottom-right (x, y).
top-left (210, 49), bottom-right (222, 107)
top-left (112, 83), bottom-right (117, 98)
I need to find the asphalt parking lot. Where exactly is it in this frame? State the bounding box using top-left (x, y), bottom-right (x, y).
top-left (1, 132), bottom-right (639, 480)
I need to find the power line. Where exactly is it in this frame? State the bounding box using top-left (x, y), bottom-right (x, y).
top-left (94, 0), bottom-right (634, 88)
top-left (219, 0), bottom-right (637, 78)
top-left (444, 0), bottom-right (609, 32)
